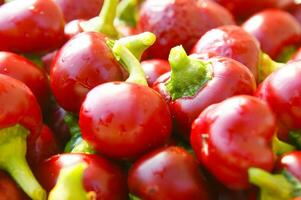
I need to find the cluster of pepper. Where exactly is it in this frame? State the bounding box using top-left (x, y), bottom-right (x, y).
top-left (1, 0), bottom-right (301, 199)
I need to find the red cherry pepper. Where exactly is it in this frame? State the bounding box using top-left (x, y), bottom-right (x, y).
top-left (0, 0), bottom-right (65, 53)
top-left (54, 0), bottom-right (103, 22)
top-left (141, 59), bottom-right (170, 86)
top-left (0, 171), bottom-right (30, 200)
top-left (79, 41), bottom-right (172, 159)
top-left (37, 153), bottom-right (128, 200)
top-left (50, 32), bottom-right (126, 113)
top-left (191, 25), bottom-right (261, 81)
top-left (255, 61), bottom-right (301, 140)
top-left (191, 95), bottom-right (276, 189)
top-left (128, 146), bottom-right (210, 200)
top-left (137, 0), bottom-right (235, 59)
top-left (243, 9), bottom-right (301, 61)
top-left (0, 51), bottom-right (50, 110)
top-left (0, 74), bottom-right (46, 199)
top-left (153, 46), bottom-right (256, 139)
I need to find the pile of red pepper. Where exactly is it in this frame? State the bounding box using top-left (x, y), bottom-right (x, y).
top-left (2, 0), bottom-right (301, 199)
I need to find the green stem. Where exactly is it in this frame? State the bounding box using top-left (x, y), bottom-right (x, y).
top-left (112, 42), bottom-right (148, 86)
top-left (258, 53), bottom-right (284, 82)
top-left (114, 32), bottom-right (156, 61)
top-left (64, 113), bottom-right (80, 137)
top-left (117, 0), bottom-right (138, 27)
top-left (0, 125), bottom-right (46, 200)
top-left (166, 45), bottom-right (212, 100)
top-left (48, 163), bottom-right (95, 200)
top-left (71, 140), bottom-right (95, 154)
top-left (248, 168), bottom-right (293, 200)
top-left (272, 135), bottom-right (296, 156)
top-left (129, 194), bottom-right (141, 200)
top-left (82, 0), bottom-right (119, 38)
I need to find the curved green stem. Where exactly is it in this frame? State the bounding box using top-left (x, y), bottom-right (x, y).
top-left (117, 0), bottom-right (138, 27)
top-left (115, 32), bottom-right (156, 61)
top-left (112, 42), bottom-right (148, 86)
top-left (82, 0), bottom-right (119, 39)
top-left (0, 125), bottom-right (46, 200)
top-left (258, 53), bottom-right (284, 82)
top-left (48, 163), bottom-right (95, 200)
top-left (166, 45), bottom-right (212, 100)
top-left (71, 140), bottom-right (95, 154)
top-left (248, 168), bottom-right (293, 200)
top-left (272, 135), bottom-right (296, 156)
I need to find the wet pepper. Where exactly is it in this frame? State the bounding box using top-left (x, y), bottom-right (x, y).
top-left (153, 46), bottom-right (256, 139)
top-left (191, 95), bottom-right (276, 190)
top-left (0, 74), bottom-right (46, 200)
top-left (0, 0), bottom-right (65, 53)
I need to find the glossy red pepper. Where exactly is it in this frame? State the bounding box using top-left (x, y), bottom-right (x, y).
top-left (0, 171), bottom-right (30, 200)
top-left (255, 61), bottom-right (301, 140)
top-left (27, 125), bottom-right (60, 170)
top-left (50, 32), bottom-right (126, 113)
top-left (37, 153), bottom-right (128, 200)
top-left (0, 74), bottom-right (46, 199)
top-left (128, 146), bottom-right (210, 200)
top-left (80, 82), bottom-right (172, 159)
top-left (0, 51), bottom-right (50, 110)
top-left (0, 0), bottom-right (65, 53)
top-left (137, 0), bottom-right (235, 59)
top-left (191, 95), bottom-right (276, 189)
top-left (243, 9), bottom-right (301, 60)
top-left (41, 50), bottom-right (58, 74)
top-left (191, 25), bottom-right (261, 81)
top-left (153, 47), bottom-right (256, 139)
top-left (54, 0), bottom-right (103, 22)
top-left (141, 59), bottom-right (170, 86)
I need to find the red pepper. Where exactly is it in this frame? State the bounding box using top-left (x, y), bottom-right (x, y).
top-left (128, 146), bottom-right (210, 200)
top-left (242, 9), bottom-right (301, 61)
top-left (153, 46), bottom-right (256, 139)
top-left (0, 0), bottom-right (65, 53)
top-left (191, 25), bottom-right (261, 81)
top-left (37, 153), bottom-right (128, 200)
top-left (0, 51), bottom-right (50, 110)
top-left (54, 0), bottom-right (103, 22)
top-left (190, 95), bottom-right (276, 189)
top-left (255, 61), bottom-right (301, 140)
top-left (137, 0), bottom-right (235, 59)
top-left (0, 74), bottom-right (46, 199)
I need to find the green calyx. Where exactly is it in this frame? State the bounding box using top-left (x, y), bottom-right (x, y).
top-left (82, 0), bottom-right (119, 39)
top-left (258, 53), bottom-right (284, 83)
top-left (48, 163), bottom-right (96, 200)
top-left (166, 45), bottom-right (212, 100)
top-left (112, 33), bottom-right (155, 86)
top-left (248, 168), bottom-right (297, 200)
top-left (0, 124), bottom-right (46, 200)
top-left (64, 113), bottom-right (94, 154)
top-left (117, 0), bottom-right (138, 27)
top-left (272, 135), bottom-right (296, 156)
